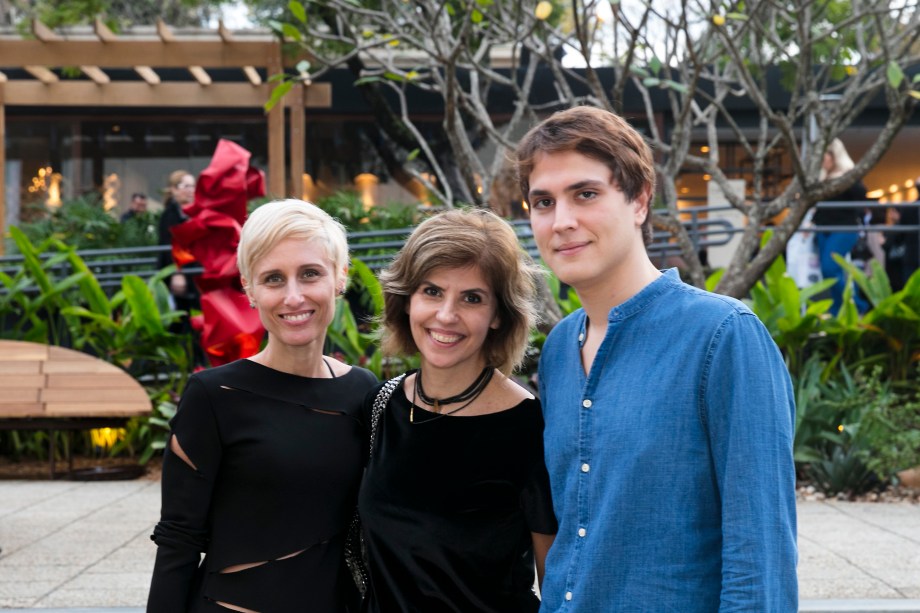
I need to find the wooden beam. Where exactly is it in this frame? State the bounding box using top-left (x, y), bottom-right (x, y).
top-left (134, 66), bottom-right (160, 85)
top-left (80, 66), bottom-right (110, 84)
top-left (218, 20), bottom-right (233, 42)
top-left (0, 81), bottom-right (5, 256)
top-left (267, 51), bottom-right (285, 197)
top-left (221, 24), bottom-right (264, 86)
top-left (24, 66), bottom-right (58, 83)
top-left (94, 18), bottom-right (117, 42)
top-left (0, 82), bottom-right (334, 108)
top-left (156, 18), bottom-right (175, 43)
top-left (188, 66), bottom-right (212, 86)
top-left (31, 19), bottom-right (61, 42)
top-left (289, 83), bottom-right (305, 198)
top-left (242, 66), bottom-right (262, 86)
top-left (217, 19), bottom-right (262, 85)
top-left (305, 84), bottom-right (332, 109)
top-left (0, 40), bottom-right (279, 69)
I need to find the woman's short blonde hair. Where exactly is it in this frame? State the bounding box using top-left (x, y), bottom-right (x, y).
top-left (379, 208), bottom-right (541, 375)
top-left (238, 199), bottom-right (349, 289)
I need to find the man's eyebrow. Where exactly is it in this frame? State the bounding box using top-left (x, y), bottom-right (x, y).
top-left (568, 179), bottom-right (608, 191)
top-left (529, 179), bottom-right (608, 199)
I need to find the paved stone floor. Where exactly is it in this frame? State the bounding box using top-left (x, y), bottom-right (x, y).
top-left (0, 480), bottom-right (918, 611)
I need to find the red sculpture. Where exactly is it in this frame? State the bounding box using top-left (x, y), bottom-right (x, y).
top-left (170, 139), bottom-right (266, 366)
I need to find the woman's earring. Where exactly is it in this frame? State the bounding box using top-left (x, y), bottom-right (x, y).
top-left (249, 302), bottom-right (256, 309)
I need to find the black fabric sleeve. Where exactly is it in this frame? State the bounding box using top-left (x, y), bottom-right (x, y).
top-left (147, 376), bottom-right (222, 612)
top-left (521, 406), bottom-right (558, 535)
top-left (157, 200), bottom-right (184, 270)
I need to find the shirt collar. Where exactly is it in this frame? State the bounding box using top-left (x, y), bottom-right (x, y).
top-left (576, 268), bottom-right (679, 347)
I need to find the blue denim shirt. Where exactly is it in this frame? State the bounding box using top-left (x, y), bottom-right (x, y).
top-left (539, 269), bottom-right (797, 612)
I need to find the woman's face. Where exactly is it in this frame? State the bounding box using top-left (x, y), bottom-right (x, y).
top-left (822, 152), bottom-right (835, 175)
top-left (171, 174), bottom-right (196, 205)
top-left (408, 264), bottom-right (499, 374)
top-left (244, 237), bottom-right (342, 353)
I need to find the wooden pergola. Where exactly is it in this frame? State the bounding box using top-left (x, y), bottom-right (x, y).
top-left (0, 19), bottom-right (330, 254)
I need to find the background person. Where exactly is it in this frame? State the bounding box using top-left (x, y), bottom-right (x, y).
top-left (358, 208), bottom-right (557, 612)
top-left (120, 192), bottom-right (148, 222)
top-left (148, 199), bottom-right (378, 612)
top-left (158, 170), bottom-right (198, 308)
top-left (884, 178), bottom-right (920, 291)
top-left (812, 138), bottom-right (870, 312)
top-left (515, 106), bottom-right (797, 612)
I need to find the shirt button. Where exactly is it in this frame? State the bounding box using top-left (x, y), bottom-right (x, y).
top-left (582, 399), bottom-right (592, 408)
top-left (581, 463), bottom-right (590, 473)
top-left (565, 591), bottom-right (573, 601)
top-left (578, 333), bottom-right (584, 342)
top-left (578, 527), bottom-right (586, 537)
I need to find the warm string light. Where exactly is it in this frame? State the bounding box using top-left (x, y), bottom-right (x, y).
top-left (866, 176), bottom-right (918, 203)
top-left (103, 173), bottom-right (120, 211)
top-left (27, 166), bottom-right (63, 207)
top-left (302, 173), bottom-right (317, 201)
top-left (354, 172), bottom-right (379, 211)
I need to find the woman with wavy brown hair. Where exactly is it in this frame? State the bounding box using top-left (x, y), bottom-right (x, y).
top-left (358, 208), bottom-right (556, 612)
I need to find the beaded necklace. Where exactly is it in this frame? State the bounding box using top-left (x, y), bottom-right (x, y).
top-left (410, 366), bottom-right (493, 423)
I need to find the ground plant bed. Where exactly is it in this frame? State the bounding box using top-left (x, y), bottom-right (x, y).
top-left (0, 454), bottom-right (162, 481)
top-left (796, 481), bottom-right (920, 503)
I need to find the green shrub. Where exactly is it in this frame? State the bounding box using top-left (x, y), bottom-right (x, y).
top-left (693, 246), bottom-right (920, 496)
top-left (13, 195), bottom-right (159, 251)
top-left (857, 372), bottom-right (920, 482)
top-left (313, 190), bottom-right (422, 232)
top-left (791, 355), bottom-right (920, 495)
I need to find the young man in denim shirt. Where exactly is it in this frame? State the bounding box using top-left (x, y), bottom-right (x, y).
top-left (515, 106), bottom-right (798, 612)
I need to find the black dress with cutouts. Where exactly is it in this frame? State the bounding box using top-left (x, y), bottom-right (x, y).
top-left (358, 384), bottom-right (557, 613)
top-left (148, 359), bottom-right (378, 613)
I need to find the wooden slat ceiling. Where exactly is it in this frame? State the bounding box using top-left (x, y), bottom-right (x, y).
top-left (0, 19), bottom-right (329, 109)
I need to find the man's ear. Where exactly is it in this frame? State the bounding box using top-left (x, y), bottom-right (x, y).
top-left (633, 187), bottom-right (653, 225)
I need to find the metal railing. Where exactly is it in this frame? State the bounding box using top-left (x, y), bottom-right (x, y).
top-left (2, 202), bottom-right (918, 295)
top-left (657, 200), bottom-right (920, 269)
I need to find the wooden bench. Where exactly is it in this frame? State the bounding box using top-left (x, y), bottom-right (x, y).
top-left (0, 340), bottom-right (151, 478)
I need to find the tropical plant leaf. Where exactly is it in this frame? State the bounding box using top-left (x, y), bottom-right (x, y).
top-left (122, 275), bottom-right (165, 336)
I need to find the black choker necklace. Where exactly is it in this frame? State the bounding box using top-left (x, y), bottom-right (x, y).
top-left (411, 366), bottom-right (493, 423)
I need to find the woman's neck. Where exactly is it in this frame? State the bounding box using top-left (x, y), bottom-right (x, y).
top-left (418, 360), bottom-right (489, 399)
top-left (249, 341), bottom-right (328, 378)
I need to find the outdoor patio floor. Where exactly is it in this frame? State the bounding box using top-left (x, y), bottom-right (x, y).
top-left (0, 479), bottom-right (918, 611)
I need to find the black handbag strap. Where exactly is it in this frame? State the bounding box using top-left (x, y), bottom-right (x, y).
top-left (345, 372), bottom-right (407, 597)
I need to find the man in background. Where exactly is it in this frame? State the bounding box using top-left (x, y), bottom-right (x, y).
top-left (120, 192), bottom-right (148, 222)
top-left (885, 178), bottom-right (920, 291)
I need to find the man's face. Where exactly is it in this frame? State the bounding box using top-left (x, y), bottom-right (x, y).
top-left (132, 197), bottom-right (148, 213)
top-left (527, 150), bottom-right (648, 295)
